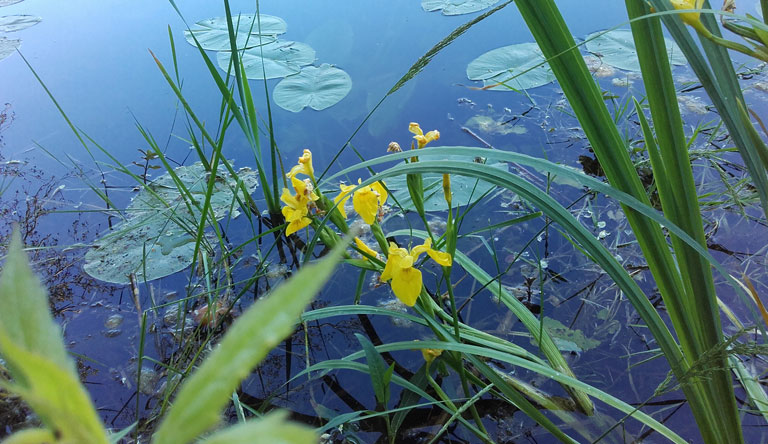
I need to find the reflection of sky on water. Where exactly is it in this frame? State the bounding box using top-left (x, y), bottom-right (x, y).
top-left (1, 0), bottom-right (768, 441)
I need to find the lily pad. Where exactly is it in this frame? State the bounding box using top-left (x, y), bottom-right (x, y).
top-left (0, 0), bottom-right (23, 6)
top-left (422, 0), bottom-right (500, 15)
top-left (0, 36), bottom-right (20, 62)
top-left (585, 29), bottom-right (687, 72)
top-left (273, 64), bottom-right (351, 112)
top-left (0, 15), bottom-right (40, 32)
top-left (382, 153), bottom-right (508, 212)
top-left (83, 162), bottom-right (259, 284)
top-left (184, 14), bottom-right (285, 51)
top-left (467, 42), bottom-right (556, 91)
top-left (216, 40), bottom-right (315, 80)
top-left (534, 317), bottom-right (600, 353)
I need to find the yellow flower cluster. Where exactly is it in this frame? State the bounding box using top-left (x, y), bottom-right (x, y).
top-left (281, 150), bottom-right (318, 236)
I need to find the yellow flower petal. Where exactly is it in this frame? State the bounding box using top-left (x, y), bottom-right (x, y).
top-left (391, 266), bottom-right (422, 306)
top-left (380, 243), bottom-right (407, 282)
top-left (334, 183), bottom-right (355, 219)
top-left (408, 122), bottom-right (423, 136)
top-left (353, 187), bottom-right (380, 225)
top-left (421, 348), bottom-right (443, 363)
top-left (286, 149), bottom-right (314, 179)
top-left (426, 249), bottom-right (452, 267)
top-left (670, 0), bottom-right (704, 28)
top-left (354, 237), bottom-right (378, 261)
top-left (285, 215), bottom-right (311, 236)
top-left (371, 181), bottom-right (388, 206)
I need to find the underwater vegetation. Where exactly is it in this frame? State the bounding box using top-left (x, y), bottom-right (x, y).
top-left (2, 0), bottom-right (768, 443)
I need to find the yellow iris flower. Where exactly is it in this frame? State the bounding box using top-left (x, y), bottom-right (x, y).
top-left (334, 179), bottom-right (388, 224)
top-left (409, 122), bottom-right (440, 149)
top-left (286, 149), bottom-right (315, 181)
top-left (281, 175), bottom-right (318, 235)
top-left (421, 348), bottom-right (443, 364)
top-left (670, 0), bottom-right (705, 31)
top-left (379, 238), bottom-right (452, 306)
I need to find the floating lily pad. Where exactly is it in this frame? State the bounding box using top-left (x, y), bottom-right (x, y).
top-left (0, 0), bottom-right (23, 6)
top-left (0, 15), bottom-right (40, 32)
top-left (467, 42), bottom-right (556, 91)
top-left (0, 36), bottom-right (20, 61)
top-left (534, 317), bottom-right (600, 353)
top-left (273, 64), bottom-right (351, 112)
top-left (382, 153), bottom-right (508, 212)
top-left (585, 29), bottom-right (687, 72)
top-left (83, 162), bottom-right (259, 284)
top-left (184, 14), bottom-right (285, 51)
top-left (216, 40), bottom-right (315, 80)
top-left (422, 0), bottom-right (500, 15)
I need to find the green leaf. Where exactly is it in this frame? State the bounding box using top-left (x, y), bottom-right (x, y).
top-left (0, 15), bottom-right (40, 32)
top-left (216, 40), bottom-right (315, 80)
top-left (198, 411), bottom-right (315, 444)
top-left (0, 229), bottom-right (108, 443)
top-left (585, 29), bottom-right (686, 72)
top-left (1, 428), bottom-right (56, 444)
top-left (355, 334), bottom-right (392, 407)
top-left (183, 14), bottom-right (285, 51)
top-left (384, 156), bottom-right (507, 211)
top-left (0, 230), bottom-right (73, 373)
top-left (151, 238), bottom-right (347, 444)
top-left (273, 64), bottom-right (352, 112)
top-left (466, 42), bottom-right (556, 90)
top-left (83, 161), bottom-right (259, 284)
top-left (422, 0), bottom-right (500, 16)
top-left (0, 36), bottom-right (20, 62)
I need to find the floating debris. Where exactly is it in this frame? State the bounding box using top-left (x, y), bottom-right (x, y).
top-left (465, 115), bottom-right (527, 136)
top-left (678, 94), bottom-right (708, 115)
top-left (104, 314), bottom-right (124, 329)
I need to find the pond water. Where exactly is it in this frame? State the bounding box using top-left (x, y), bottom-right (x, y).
top-left (1, 0), bottom-right (768, 443)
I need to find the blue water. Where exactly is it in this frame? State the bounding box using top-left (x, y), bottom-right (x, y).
top-left (2, 0), bottom-right (767, 442)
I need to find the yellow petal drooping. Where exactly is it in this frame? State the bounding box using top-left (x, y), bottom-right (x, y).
top-left (353, 187), bottom-right (380, 225)
top-left (670, 0), bottom-right (705, 30)
top-left (391, 266), bottom-right (422, 306)
top-left (408, 122), bottom-right (423, 136)
top-left (333, 183), bottom-right (355, 219)
top-left (354, 237), bottom-right (378, 261)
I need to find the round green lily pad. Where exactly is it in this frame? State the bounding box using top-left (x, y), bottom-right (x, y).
top-left (585, 29), bottom-right (687, 72)
top-left (467, 42), bottom-right (556, 91)
top-left (422, 0), bottom-right (500, 15)
top-left (273, 64), bottom-right (352, 112)
top-left (0, 15), bottom-right (40, 32)
top-left (184, 14), bottom-right (285, 51)
top-left (216, 40), bottom-right (315, 80)
top-left (83, 162), bottom-right (259, 284)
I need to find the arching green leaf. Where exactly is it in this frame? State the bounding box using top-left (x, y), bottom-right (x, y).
top-left (466, 42), bottom-right (556, 90)
top-left (216, 40), bottom-right (315, 80)
top-left (184, 14), bottom-right (285, 51)
top-left (0, 0), bottom-right (23, 7)
top-left (273, 64), bottom-right (352, 112)
top-left (0, 15), bottom-right (40, 32)
top-left (585, 29), bottom-right (686, 72)
top-left (422, 0), bottom-right (500, 15)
